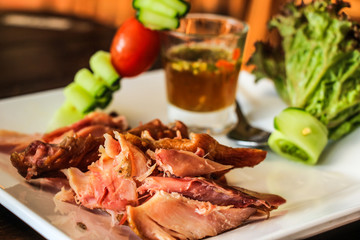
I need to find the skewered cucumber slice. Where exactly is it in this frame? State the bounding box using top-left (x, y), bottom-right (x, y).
top-left (64, 83), bottom-right (96, 113)
top-left (89, 50), bottom-right (120, 91)
top-left (133, 0), bottom-right (178, 18)
top-left (47, 102), bottom-right (85, 131)
top-left (74, 68), bottom-right (110, 99)
top-left (133, 0), bottom-right (190, 30)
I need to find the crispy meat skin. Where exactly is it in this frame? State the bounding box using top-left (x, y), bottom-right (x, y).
top-left (10, 135), bottom-right (103, 179)
top-left (125, 132), bottom-right (267, 168)
top-left (128, 119), bottom-right (189, 139)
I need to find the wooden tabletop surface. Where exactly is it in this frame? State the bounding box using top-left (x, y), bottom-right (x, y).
top-left (0, 10), bottom-right (359, 240)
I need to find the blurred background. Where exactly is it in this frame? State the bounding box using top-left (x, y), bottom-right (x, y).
top-left (0, 0), bottom-right (360, 98)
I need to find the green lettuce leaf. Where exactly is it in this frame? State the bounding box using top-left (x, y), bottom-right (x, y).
top-left (249, 0), bottom-right (360, 140)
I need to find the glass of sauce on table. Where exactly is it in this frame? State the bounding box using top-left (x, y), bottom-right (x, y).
top-left (162, 13), bottom-right (248, 134)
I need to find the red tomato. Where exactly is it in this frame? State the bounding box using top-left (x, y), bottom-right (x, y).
top-left (110, 17), bottom-right (160, 77)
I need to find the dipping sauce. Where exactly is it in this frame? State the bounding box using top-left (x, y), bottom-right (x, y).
top-left (164, 45), bottom-right (241, 112)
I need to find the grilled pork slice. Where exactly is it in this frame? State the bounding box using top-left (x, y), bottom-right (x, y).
top-left (10, 135), bottom-right (103, 179)
top-left (127, 191), bottom-right (257, 240)
top-left (63, 166), bottom-right (137, 212)
top-left (149, 149), bottom-right (233, 177)
top-left (125, 132), bottom-right (267, 168)
top-left (138, 176), bottom-right (285, 212)
top-left (60, 131), bottom-right (153, 212)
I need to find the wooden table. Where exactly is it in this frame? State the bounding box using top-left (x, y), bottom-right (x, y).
top-left (0, 10), bottom-right (359, 240)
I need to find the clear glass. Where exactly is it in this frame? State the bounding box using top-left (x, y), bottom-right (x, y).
top-left (162, 13), bottom-right (248, 134)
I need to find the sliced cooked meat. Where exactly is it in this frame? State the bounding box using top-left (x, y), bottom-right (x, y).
top-left (124, 132), bottom-right (267, 168)
top-left (150, 149), bottom-right (233, 177)
top-left (61, 132), bottom-right (156, 212)
top-left (10, 135), bottom-right (103, 179)
top-left (127, 191), bottom-right (257, 240)
top-left (138, 176), bottom-right (285, 211)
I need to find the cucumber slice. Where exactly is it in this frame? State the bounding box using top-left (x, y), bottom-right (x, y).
top-left (137, 9), bottom-right (179, 30)
top-left (48, 51), bottom-right (120, 130)
top-left (64, 83), bottom-right (96, 113)
top-left (89, 51), bottom-right (120, 91)
top-left (159, 0), bottom-right (190, 17)
top-left (74, 68), bottom-right (110, 99)
top-left (268, 107), bottom-right (328, 165)
top-left (47, 102), bottom-right (85, 131)
top-left (133, 0), bottom-right (178, 18)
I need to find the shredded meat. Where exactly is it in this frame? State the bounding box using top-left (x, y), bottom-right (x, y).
top-left (150, 149), bottom-right (233, 177)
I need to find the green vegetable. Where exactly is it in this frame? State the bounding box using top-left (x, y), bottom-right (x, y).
top-left (74, 68), bottom-right (110, 98)
top-left (47, 102), bottom-right (85, 131)
top-left (249, 0), bottom-right (360, 163)
top-left (97, 92), bottom-right (113, 109)
top-left (89, 51), bottom-right (120, 91)
top-left (250, 0), bottom-right (360, 140)
top-left (134, 0), bottom-right (178, 18)
top-left (63, 83), bottom-right (96, 113)
top-left (137, 9), bottom-right (179, 30)
top-left (48, 51), bottom-right (120, 131)
top-left (133, 0), bottom-right (190, 30)
top-left (268, 108), bottom-right (328, 165)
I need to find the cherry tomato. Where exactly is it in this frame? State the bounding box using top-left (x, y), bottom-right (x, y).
top-left (110, 17), bottom-right (160, 77)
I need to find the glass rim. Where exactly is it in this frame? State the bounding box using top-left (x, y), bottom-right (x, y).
top-left (166, 13), bottom-right (249, 38)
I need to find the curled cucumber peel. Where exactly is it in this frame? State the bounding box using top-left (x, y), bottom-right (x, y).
top-left (268, 107), bottom-right (328, 165)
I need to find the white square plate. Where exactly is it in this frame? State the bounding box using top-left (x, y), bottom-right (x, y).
top-left (1, 70), bottom-right (360, 239)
